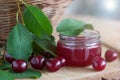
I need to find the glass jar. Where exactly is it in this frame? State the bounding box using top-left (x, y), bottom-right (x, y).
top-left (57, 30), bottom-right (101, 67)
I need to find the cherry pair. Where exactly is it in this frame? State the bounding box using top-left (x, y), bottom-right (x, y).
top-left (92, 49), bottom-right (118, 71)
top-left (30, 55), bottom-right (66, 72)
top-left (4, 53), bottom-right (27, 73)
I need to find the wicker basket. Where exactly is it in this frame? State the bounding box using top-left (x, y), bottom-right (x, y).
top-left (0, 0), bottom-right (72, 46)
top-left (0, 0), bottom-right (42, 46)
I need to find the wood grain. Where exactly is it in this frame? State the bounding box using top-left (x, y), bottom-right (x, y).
top-left (16, 45), bottom-right (120, 80)
top-left (15, 15), bottom-right (120, 80)
top-left (40, 45), bottom-right (120, 80)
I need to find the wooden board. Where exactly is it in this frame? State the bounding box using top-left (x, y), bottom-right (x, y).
top-left (38, 46), bottom-right (120, 80)
top-left (16, 45), bottom-right (120, 80)
top-left (16, 15), bottom-right (120, 80)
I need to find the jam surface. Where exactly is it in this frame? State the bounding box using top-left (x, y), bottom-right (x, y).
top-left (57, 41), bottom-right (101, 67)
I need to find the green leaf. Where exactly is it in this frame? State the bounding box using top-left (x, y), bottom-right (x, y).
top-left (7, 22), bottom-right (33, 61)
top-left (23, 5), bottom-right (53, 37)
top-left (33, 42), bottom-right (45, 55)
top-left (9, 69), bottom-right (41, 79)
top-left (32, 34), bottom-right (57, 57)
top-left (42, 35), bottom-right (56, 46)
top-left (0, 60), bottom-right (10, 70)
top-left (57, 18), bottom-right (94, 36)
top-left (0, 70), bottom-right (14, 80)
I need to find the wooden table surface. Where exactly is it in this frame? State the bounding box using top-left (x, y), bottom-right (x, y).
top-left (17, 15), bottom-right (120, 80)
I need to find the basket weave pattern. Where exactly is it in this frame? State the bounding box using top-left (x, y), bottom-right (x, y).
top-left (0, 1), bottom-right (17, 46)
top-left (0, 0), bottom-right (42, 46)
top-left (0, 0), bottom-right (72, 46)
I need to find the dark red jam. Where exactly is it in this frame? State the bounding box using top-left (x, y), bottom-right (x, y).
top-left (57, 30), bottom-right (101, 67)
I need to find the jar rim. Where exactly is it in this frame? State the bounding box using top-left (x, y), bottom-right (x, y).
top-left (59, 30), bottom-right (100, 41)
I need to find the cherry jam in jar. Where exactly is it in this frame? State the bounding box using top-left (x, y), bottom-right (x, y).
top-left (57, 30), bottom-right (101, 67)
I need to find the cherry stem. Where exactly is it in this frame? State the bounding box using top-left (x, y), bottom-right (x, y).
top-left (16, 11), bottom-right (19, 23)
top-left (17, 0), bottom-right (24, 24)
top-left (19, 0), bottom-right (27, 6)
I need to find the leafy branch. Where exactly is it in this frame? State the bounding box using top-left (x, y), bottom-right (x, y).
top-left (7, 0), bottom-right (56, 61)
top-left (0, 0), bottom-right (94, 80)
top-left (0, 0), bottom-right (55, 79)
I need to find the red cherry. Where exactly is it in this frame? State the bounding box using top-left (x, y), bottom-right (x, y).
top-left (30, 55), bottom-right (45, 70)
top-left (45, 58), bottom-right (61, 72)
top-left (4, 52), bottom-right (15, 63)
top-left (105, 50), bottom-right (118, 62)
top-left (92, 56), bottom-right (106, 71)
top-left (58, 57), bottom-right (66, 67)
top-left (12, 60), bottom-right (28, 73)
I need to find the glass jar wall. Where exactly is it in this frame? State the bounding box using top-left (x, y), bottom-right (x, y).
top-left (57, 30), bottom-right (101, 67)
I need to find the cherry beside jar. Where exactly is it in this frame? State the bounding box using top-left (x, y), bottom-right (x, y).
top-left (57, 30), bottom-right (101, 67)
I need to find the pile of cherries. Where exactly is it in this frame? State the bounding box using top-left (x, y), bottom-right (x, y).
top-left (4, 52), bottom-right (66, 73)
top-left (4, 49), bottom-right (118, 73)
top-left (92, 49), bottom-right (118, 71)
